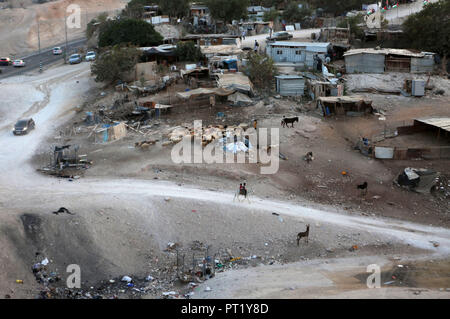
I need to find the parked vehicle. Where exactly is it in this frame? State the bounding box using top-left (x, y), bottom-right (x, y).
top-left (53, 47), bottom-right (63, 55)
top-left (12, 59), bottom-right (26, 67)
top-left (85, 51), bottom-right (96, 61)
top-left (266, 32), bottom-right (293, 42)
top-left (13, 118), bottom-right (35, 135)
top-left (0, 57), bottom-right (12, 66)
top-left (69, 54), bottom-right (82, 64)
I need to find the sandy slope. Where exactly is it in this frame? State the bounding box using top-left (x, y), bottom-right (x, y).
top-left (0, 0), bottom-right (129, 57)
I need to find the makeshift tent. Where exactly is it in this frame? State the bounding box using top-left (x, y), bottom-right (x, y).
top-left (176, 88), bottom-right (235, 99)
top-left (317, 96), bottom-right (373, 116)
top-left (216, 73), bottom-right (253, 96)
top-left (227, 92), bottom-right (253, 106)
top-left (95, 122), bottom-right (127, 143)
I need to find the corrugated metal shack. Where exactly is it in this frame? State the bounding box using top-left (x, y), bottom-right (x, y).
top-left (275, 75), bottom-right (305, 96)
top-left (344, 49), bottom-right (435, 74)
top-left (266, 42), bottom-right (331, 67)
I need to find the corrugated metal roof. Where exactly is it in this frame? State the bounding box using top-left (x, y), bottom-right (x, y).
top-left (415, 117), bottom-right (450, 133)
top-left (275, 75), bottom-right (304, 79)
top-left (344, 48), bottom-right (433, 58)
top-left (269, 42), bottom-right (331, 48)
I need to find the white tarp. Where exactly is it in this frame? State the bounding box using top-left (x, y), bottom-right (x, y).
top-left (225, 142), bottom-right (249, 153)
top-left (374, 146), bottom-right (394, 159)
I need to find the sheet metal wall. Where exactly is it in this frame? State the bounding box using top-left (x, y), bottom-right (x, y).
top-left (268, 46), bottom-right (306, 63)
top-left (411, 56), bottom-right (434, 73)
top-left (345, 53), bottom-right (385, 73)
top-left (276, 77), bottom-right (305, 96)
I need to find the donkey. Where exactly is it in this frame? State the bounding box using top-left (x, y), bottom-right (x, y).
top-left (297, 224), bottom-right (310, 245)
top-left (281, 116), bottom-right (299, 128)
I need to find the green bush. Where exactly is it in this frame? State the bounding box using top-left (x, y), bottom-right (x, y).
top-left (175, 41), bottom-right (205, 62)
top-left (98, 18), bottom-right (163, 48)
top-left (91, 46), bottom-right (141, 83)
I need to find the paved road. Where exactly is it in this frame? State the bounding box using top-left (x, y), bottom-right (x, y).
top-left (0, 38), bottom-right (87, 79)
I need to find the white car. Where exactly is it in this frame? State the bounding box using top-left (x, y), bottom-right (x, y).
top-left (85, 51), bottom-right (96, 61)
top-left (53, 47), bottom-right (63, 55)
top-left (12, 59), bottom-right (26, 67)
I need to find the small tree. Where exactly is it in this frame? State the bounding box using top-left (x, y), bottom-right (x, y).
top-left (337, 13), bottom-right (364, 40)
top-left (282, 2), bottom-right (312, 24)
top-left (263, 9), bottom-right (279, 23)
top-left (121, 0), bottom-right (153, 19)
top-left (91, 46), bottom-right (141, 83)
top-left (175, 41), bottom-right (205, 61)
top-left (205, 0), bottom-right (250, 24)
top-left (244, 53), bottom-right (278, 93)
top-left (157, 0), bottom-right (190, 18)
top-left (98, 18), bottom-right (163, 47)
top-left (403, 0), bottom-right (450, 71)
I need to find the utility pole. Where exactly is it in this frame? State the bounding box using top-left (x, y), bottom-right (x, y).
top-left (38, 19), bottom-right (42, 72)
top-left (64, 10), bottom-right (68, 64)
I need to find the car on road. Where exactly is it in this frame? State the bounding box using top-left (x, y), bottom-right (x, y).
top-left (0, 57), bottom-right (12, 66)
top-left (69, 54), bottom-right (82, 64)
top-left (85, 51), bottom-right (96, 62)
top-left (12, 59), bottom-right (26, 67)
top-left (53, 47), bottom-right (63, 55)
top-left (266, 31), bottom-right (293, 42)
top-left (13, 118), bottom-right (35, 135)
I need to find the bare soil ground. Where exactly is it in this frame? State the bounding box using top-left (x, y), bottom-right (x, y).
top-left (0, 41), bottom-right (449, 299)
top-left (35, 79), bottom-right (450, 228)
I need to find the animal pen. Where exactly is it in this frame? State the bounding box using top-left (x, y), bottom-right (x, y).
top-left (317, 96), bottom-right (373, 117)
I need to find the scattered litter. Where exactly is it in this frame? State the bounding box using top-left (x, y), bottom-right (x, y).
top-left (16, 280), bottom-right (23, 284)
top-left (121, 276), bottom-right (132, 283)
top-left (384, 281), bottom-right (394, 285)
top-left (204, 286), bottom-right (212, 292)
top-left (145, 275), bottom-right (154, 282)
top-left (41, 258), bottom-right (49, 266)
top-left (162, 291), bottom-right (177, 296)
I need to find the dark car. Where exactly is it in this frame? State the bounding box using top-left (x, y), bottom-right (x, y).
top-left (13, 118), bottom-right (35, 135)
top-left (266, 32), bottom-right (293, 42)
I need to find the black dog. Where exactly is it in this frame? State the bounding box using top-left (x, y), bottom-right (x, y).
top-left (281, 116), bottom-right (299, 128)
top-left (357, 182), bottom-right (368, 195)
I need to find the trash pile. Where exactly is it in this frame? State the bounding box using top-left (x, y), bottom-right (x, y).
top-left (167, 123), bottom-right (254, 150)
top-left (395, 167), bottom-right (439, 194)
top-left (431, 174), bottom-right (450, 202)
